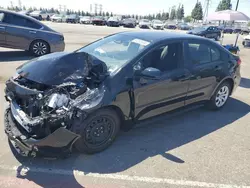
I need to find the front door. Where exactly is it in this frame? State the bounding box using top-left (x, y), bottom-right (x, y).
top-left (133, 41), bottom-right (191, 120)
top-left (185, 40), bottom-right (226, 105)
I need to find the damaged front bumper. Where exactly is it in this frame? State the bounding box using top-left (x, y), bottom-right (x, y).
top-left (4, 104), bottom-right (80, 158)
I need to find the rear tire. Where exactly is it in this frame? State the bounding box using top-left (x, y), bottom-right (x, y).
top-left (71, 108), bottom-right (121, 154)
top-left (206, 82), bottom-right (231, 110)
top-left (30, 40), bottom-right (50, 56)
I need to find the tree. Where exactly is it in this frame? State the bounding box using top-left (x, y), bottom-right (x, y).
top-left (216, 0), bottom-right (231, 11)
top-left (102, 12), bottom-right (105, 17)
top-left (170, 6), bottom-right (176, 20)
top-left (184, 15), bottom-right (192, 22)
top-left (156, 13), bottom-right (161, 19)
top-left (248, 22), bottom-right (250, 27)
top-left (106, 12), bottom-right (109, 17)
top-left (191, 2), bottom-right (203, 21)
top-left (135, 15), bottom-right (138, 19)
top-left (23, 6), bottom-right (26, 10)
top-left (81, 11), bottom-right (85, 16)
top-left (110, 12), bottom-right (113, 17)
top-left (166, 12), bottom-right (169, 20)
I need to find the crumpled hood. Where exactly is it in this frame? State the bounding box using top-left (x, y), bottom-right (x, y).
top-left (16, 52), bottom-right (107, 86)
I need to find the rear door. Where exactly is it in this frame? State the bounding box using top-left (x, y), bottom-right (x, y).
top-left (0, 12), bottom-right (6, 45)
top-left (185, 39), bottom-right (226, 105)
top-left (2, 13), bottom-right (42, 50)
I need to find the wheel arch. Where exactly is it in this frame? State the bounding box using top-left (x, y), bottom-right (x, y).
top-left (29, 39), bottom-right (51, 53)
top-left (210, 77), bottom-right (234, 98)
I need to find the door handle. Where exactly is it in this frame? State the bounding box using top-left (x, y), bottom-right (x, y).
top-left (29, 31), bottom-right (36, 34)
top-left (215, 66), bottom-right (222, 71)
top-left (173, 74), bottom-right (190, 81)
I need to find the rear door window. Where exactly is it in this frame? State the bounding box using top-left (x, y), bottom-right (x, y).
top-left (3, 13), bottom-right (41, 29)
top-left (187, 41), bottom-right (221, 65)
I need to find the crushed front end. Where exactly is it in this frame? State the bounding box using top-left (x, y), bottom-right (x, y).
top-left (4, 52), bottom-right (108, 158)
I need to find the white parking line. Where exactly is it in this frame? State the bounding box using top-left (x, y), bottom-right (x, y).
top-left (0, 164), bottom-right (249, 188)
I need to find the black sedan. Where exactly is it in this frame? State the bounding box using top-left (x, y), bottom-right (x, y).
top-left (187, 26), bottom-right (221, 41)
top-left (122, 19), bottom-right (136, 28)
top-left (66, 14), bottom-right (80, 23)
top-left (106, 17), bottom-right (120, 27)
top-left (4, 31), bottom-right (241, 158)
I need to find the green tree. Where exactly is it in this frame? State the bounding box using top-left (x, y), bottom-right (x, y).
top-left (170, 6), bottom-right (176, 20)
top-left (216, 0), bottom-right (231, 11)
top-left (248, 22), bottom-right (250, 27)
top-left (102, 12), bottom-right (105, 17)
top-left (86, 11), bottom-right (90, 16)
top-left (135, 15), bottom-right (138, 19)
top-left (106, 12), bottom-right (109, 17)
top-left (156, 13), bottom-right (161, 19)
top-left (191, 2), bottom-right (203, 21)
top-left (23, 6), bottom-right (26, 10)
top-left (110, 12), bottom-right (113, 17)
top-left (184, 15), bottom-right (192, 22)
top-left (166, 12), bottom-right (169, 20)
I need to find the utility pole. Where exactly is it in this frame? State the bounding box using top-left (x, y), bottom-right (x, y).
top-left (203, 0), bottom-right (210, 23)
top-left (235, 0), bottom-right (239, 11)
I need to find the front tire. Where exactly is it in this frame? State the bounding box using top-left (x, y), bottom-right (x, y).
top-left (206, 82), bottom-right (231, 110)
top-left (30, 40), bottom-right (50, 56)
top-left (72, 108), bottom-right (121, 154)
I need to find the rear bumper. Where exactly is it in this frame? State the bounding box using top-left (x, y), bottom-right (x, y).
top-left (4, 104), bottom-right (80, 158)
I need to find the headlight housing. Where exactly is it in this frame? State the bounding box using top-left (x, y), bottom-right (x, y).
top-left (73, 86), bottom-right (105, 110)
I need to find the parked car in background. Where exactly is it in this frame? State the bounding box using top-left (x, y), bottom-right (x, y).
top-left (221, 26), bottom-right (234, 34)
top-left (152, 20), bottom-right (164, 30)
top-left (122, 18), bottom-right (136, 28)
top-left (233, 28), bottom-right (242, 33)
top-left (187, 26), bottom-right (221, 41)
top-left (106, 17), bottom-right (120, 27)
top-left (80, 16), bottom-right (92, 24)
top-left (4, 31), bottom-right (241, 157)
top-left (165, 24), bottom-right (177, 30)
top-left (242, 34), bottom-right (250, 47)
top-left (51, 14), bottom-right (67, 22)
top-left (241, 27), bottom-right (250, 35)
top-left (139, 19), bottom-right (150, 29)
top-left (177, 23), bottom-right (191, 30)
top-left (30, 10), bottom-right (49, 21)
top-left (18, 10), bottom-right (33, 16)
top-left (0, 9), bottom-right (65, 56)
top-left (66, 14), bottom-right (80, 23)
top-left (92, 16), bottom-right (106, 25)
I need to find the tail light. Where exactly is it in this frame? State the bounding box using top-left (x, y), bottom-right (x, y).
top-left (237, 58), bottom-right (241, 65)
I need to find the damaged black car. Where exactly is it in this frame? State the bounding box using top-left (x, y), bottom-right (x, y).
top-left (4, 31), bottom-right (241, 158)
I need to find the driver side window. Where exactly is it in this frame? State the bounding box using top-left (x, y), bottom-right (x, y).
top-left (139, 42), bottom-right (182, 72)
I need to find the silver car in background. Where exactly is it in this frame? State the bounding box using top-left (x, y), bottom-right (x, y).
top-left (139, 19), bottom-right (151, 29)
top-left (152, 20), bottom-right (164, 30)
top-left (0, 9), bottom-right (65, 56)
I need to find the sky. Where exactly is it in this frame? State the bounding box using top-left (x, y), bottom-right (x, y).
top-left (1, 0), bottom-right (250, 17)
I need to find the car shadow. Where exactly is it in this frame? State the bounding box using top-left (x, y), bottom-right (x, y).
top-left (0, 51), bottom-right (34, 62)
top-left (240, 77), bottom-right (250, 89)
top-left (11, 97), bottom-right (250, 187)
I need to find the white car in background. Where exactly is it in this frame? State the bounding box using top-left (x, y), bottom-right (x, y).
top-left (139, 19), bottom-right (151, 29)
top-left (152, 20), bottom-right (164, 30)
top-left (80, 16), bottom-right (92, 24)
top-left (30, 10), bottom-right (49, 21)
top-left (51, 14), bottom-right (67, 22)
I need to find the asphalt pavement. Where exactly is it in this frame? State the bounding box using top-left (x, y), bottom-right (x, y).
top-left (0, 23), bottom-right (250, 188)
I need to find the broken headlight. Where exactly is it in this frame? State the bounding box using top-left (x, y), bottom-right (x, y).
top-left (73, 86), bottom-right (105, 110)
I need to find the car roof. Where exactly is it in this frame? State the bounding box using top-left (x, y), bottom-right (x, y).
top-left (120, 31), bottom-right (203, 43)
top-left (0, 9), bottom-right (55, 32)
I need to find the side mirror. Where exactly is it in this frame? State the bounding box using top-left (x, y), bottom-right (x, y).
top-left (138, 67), bottom-right (162, 79)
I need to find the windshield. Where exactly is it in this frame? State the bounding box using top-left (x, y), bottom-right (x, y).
top-left (194, 26), bottom-right (208, 31)
top-left (154, 20), bottom-right (163, 24)
top-left (141, 19), bottom-right (149, 22)
top-left (78, 34), bottom-right (151, 72)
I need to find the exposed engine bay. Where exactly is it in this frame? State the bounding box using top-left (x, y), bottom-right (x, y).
top-left (4, 52), bottom-right (108, 157)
